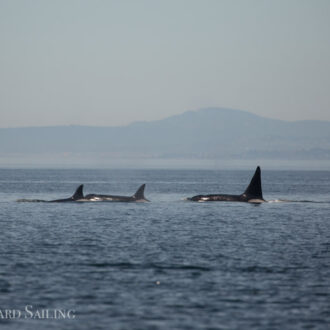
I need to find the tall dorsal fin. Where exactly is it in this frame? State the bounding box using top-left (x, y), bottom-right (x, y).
top-left (132, 184), bottom-right (148, 201)
top-left (72, 184), bottom-right (84, 200)
top-left (243, 167), bottom-right (263, 199)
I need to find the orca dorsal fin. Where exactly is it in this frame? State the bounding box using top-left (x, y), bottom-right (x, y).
top-left (243, 167), bottom-right (263, 199)
top-left (133, 184), bottom-right (148, 201)
top-left (72, 184), bottom-right (84, 200)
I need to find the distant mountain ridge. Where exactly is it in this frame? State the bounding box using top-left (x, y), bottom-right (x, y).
top-left (1, 108), bottom-right (330, 164)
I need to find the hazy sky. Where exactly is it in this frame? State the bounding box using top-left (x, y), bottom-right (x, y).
top-left (1, 0), bottom-right (329, 127)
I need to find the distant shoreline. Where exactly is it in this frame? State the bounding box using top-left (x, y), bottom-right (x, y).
top-left (1, 108), bottom-right (330, 169)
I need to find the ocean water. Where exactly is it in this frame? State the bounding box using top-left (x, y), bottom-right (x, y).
top-left (0, 168), bottom-right (330, 330)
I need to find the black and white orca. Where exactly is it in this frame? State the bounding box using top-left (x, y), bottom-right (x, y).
top-left (187, 166), bottom-right (265, 203)
top-left (82, 184), bottom-right (149, 202)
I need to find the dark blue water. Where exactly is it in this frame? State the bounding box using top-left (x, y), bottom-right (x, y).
top-left (0, 169), bottom-right (330, 329)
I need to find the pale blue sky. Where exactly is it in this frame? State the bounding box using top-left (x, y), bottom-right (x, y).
top-left (1, 0), bottom-right (329, 127)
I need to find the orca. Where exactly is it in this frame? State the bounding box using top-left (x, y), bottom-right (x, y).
top-left (187, 166), bottom-right (265, 203)
top-left (17, 184), bottom-right (149, 203)
top-left (49, 184), bottom-right (84, 202)
top-left (16, 185), bottom-right (84, 202)
top-left (82, 184), bottom-right (149, 202)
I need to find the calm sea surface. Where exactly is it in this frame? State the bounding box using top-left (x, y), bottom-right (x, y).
top-left (0, 168), bottom-right (330, 330)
